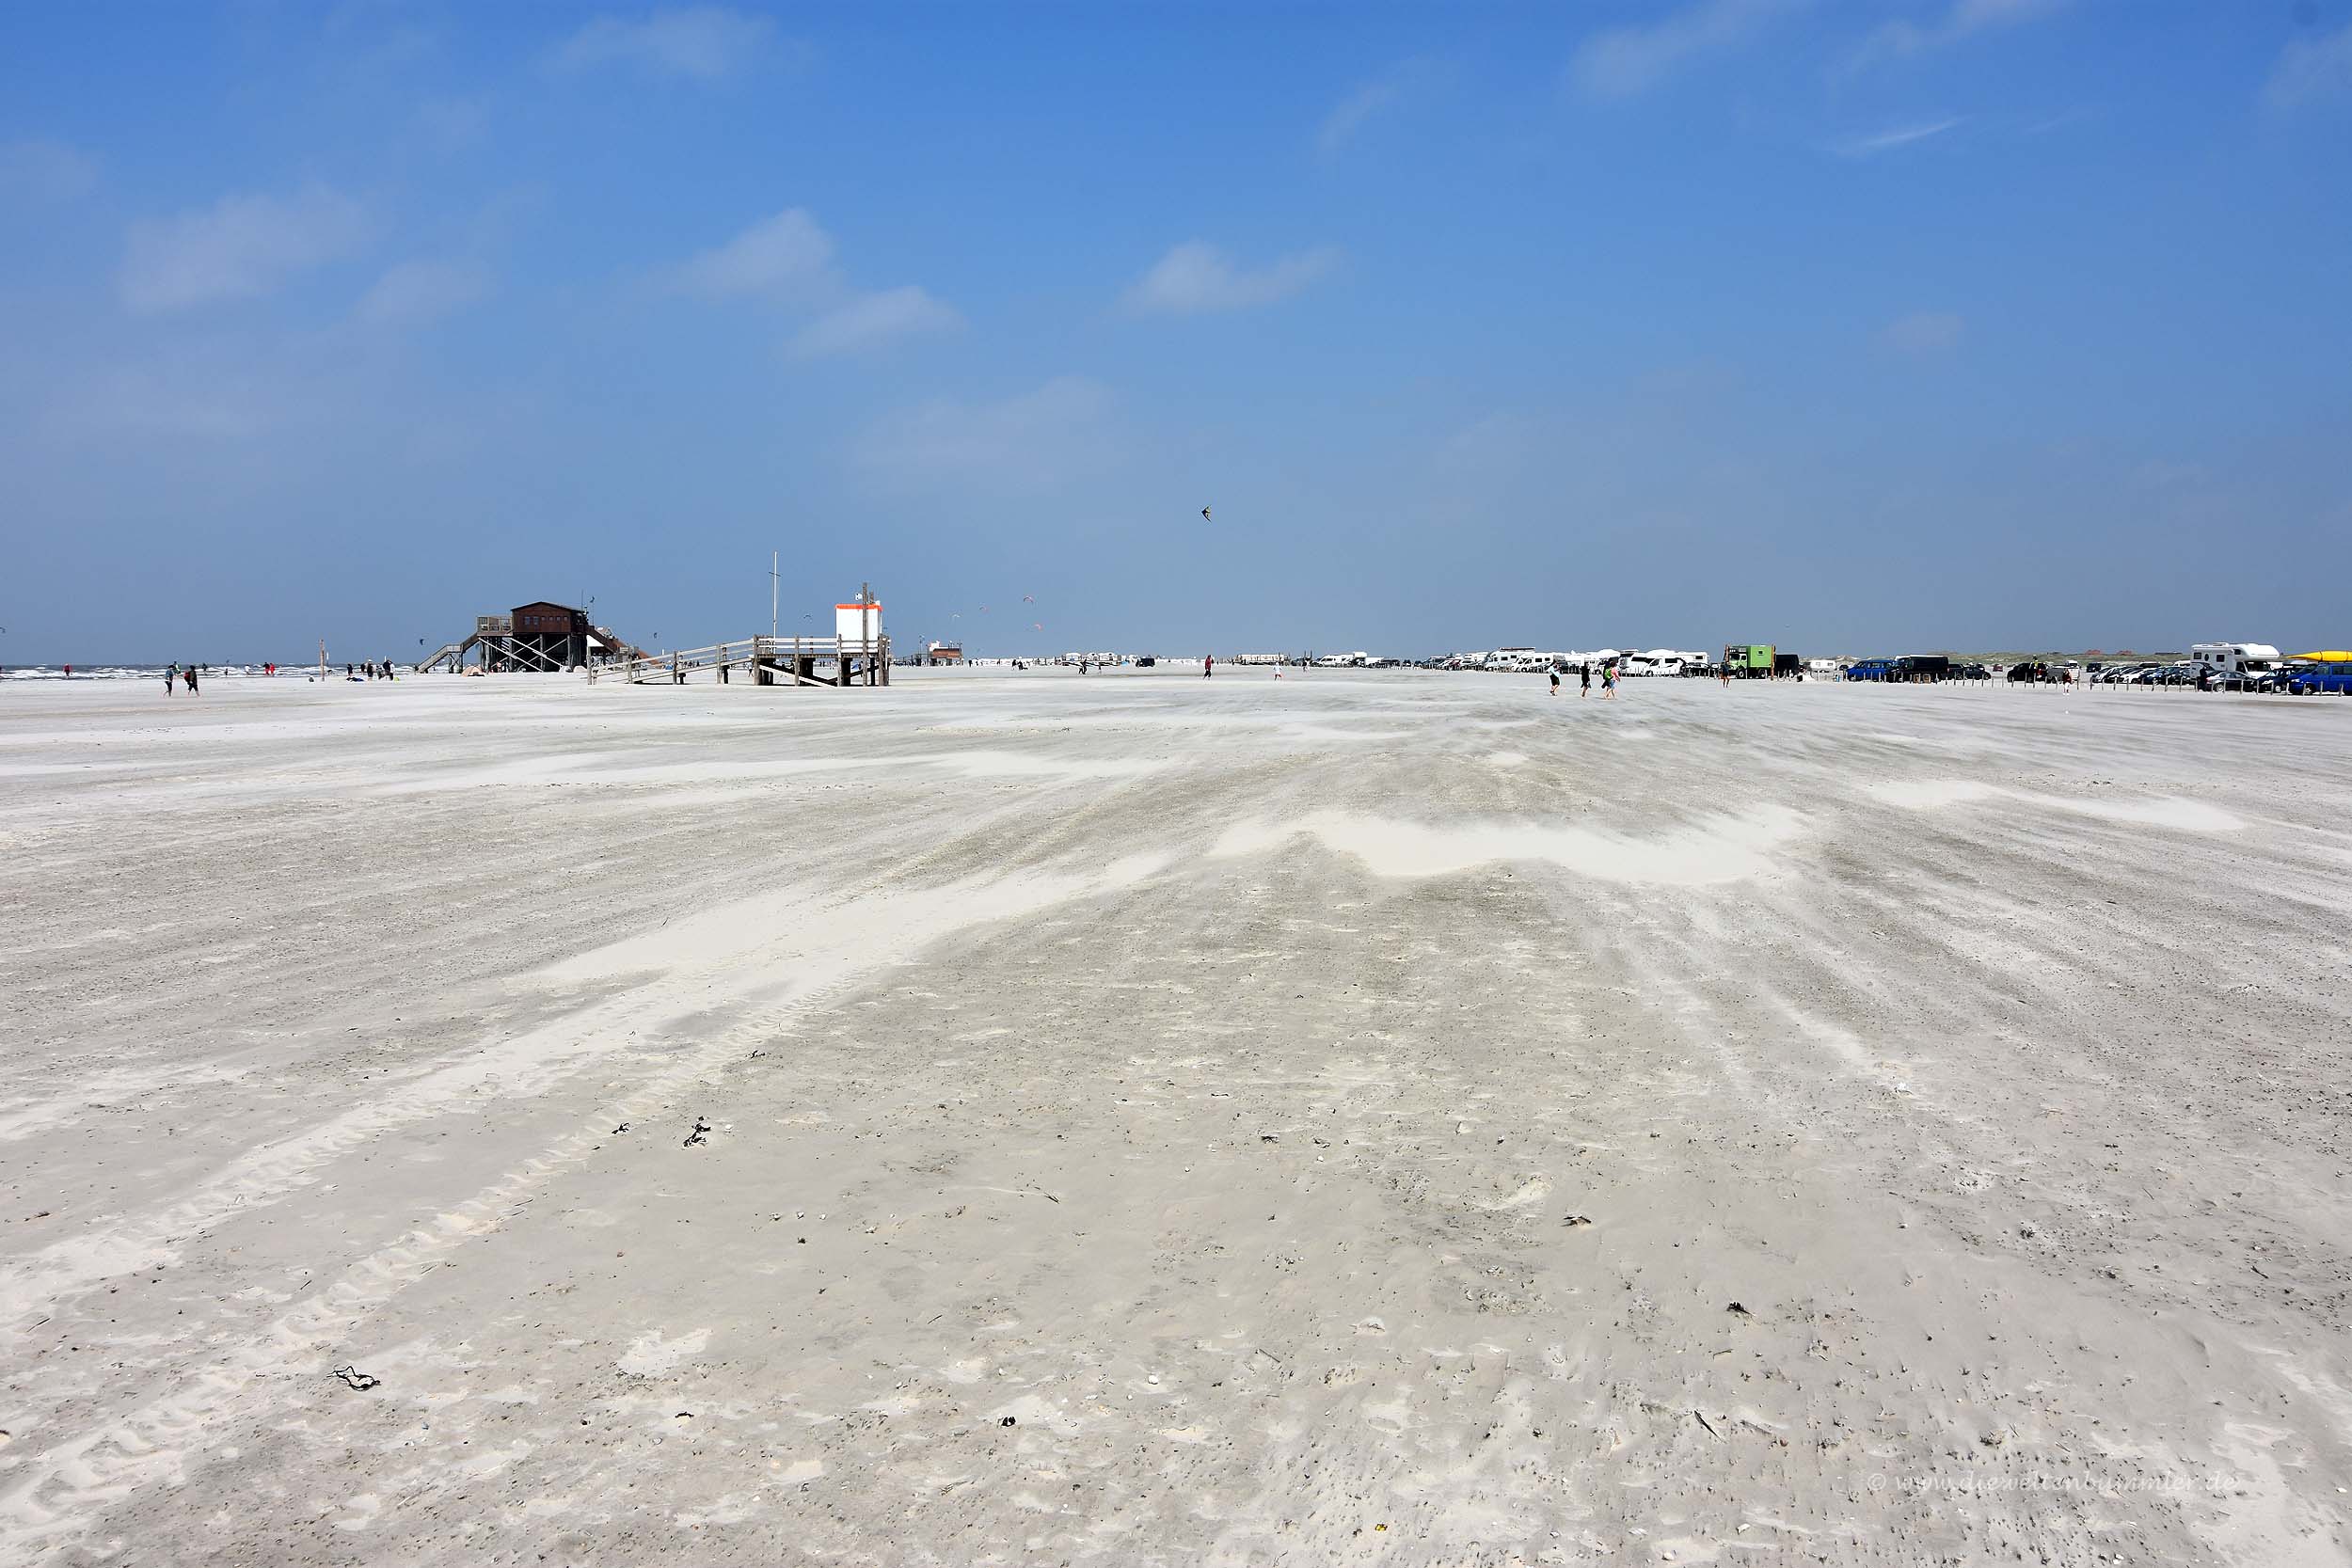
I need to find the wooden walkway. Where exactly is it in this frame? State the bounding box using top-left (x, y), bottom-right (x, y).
top-left (608, 634), bottom-right (892, 688)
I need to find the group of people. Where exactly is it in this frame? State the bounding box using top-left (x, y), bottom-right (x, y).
top-left (1549, 661), bottom-right (1618, 699)
top-left (346, 661), bottom-right (396, 681)
top-left (164, 662), bottom-right (200, 694)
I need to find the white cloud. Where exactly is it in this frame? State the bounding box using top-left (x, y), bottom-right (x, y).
top-left (792, 285), bottom-right (960, 358)
top-left (357, 260), bottom-right (491, 328)
top-left (0, 136), bottom-right (99, 198)
top-left (1847, 0), bottom-right (2064, 72)
top-left (851, 376), bottom-right (1117, 492)
top-left (1569, 0), bottom-right (1804, 101)
top-left (1122, 241), bottom-right (1340, 315)
top-left (671, 208), bottom-right (957, 361)
top-left (1827, 117), bottom-right (1963, 157)
top-left (1880, 311), bottom-right (1964, 354)
top-left (673, 207), bottom-right (836, 300)
top-left (2264, 22), bottom-right (2352, 111)
top-left (1320, 79), bottom-right (1406, 155)
top-left (1317, 59), bottom-right (1449, 155)
top-left (549, 7), bottom-right (778, 79)
top-left (119, 185), bottom-right (372, 314)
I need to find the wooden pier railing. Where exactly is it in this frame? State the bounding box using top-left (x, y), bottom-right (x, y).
top-left (607, 634), bottom-right (891, 688)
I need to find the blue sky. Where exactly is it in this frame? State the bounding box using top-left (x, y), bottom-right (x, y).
top-left (3, 0), bottom-right (2348, 662)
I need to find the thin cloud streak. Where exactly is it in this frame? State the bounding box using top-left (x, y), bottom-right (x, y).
top-left (1569, 0), bottom-right (1807, 101)
top-left (1122, 242), bottom-right (1339, 315)
top-left (1845, 0), bottom-right (2065, 73)
top-left (357, 260), bottom-right (492, 328)
top-left (1316, 58), bottom-right (1450, 155)
top-left (548, 7), bottom-right (780, 79)
top-left (792, 286), bottom-right (961, 358)
top-left (1827, 117), bottom-right (1964, 157)
top-left (2263, 22), bottom-right (2352, 110)
top-left (671, 208), bottom-right (835, 301)
top-left (119, 185), bottom-right (373, 313)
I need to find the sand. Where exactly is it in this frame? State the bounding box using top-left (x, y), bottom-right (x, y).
top-left (1, 670), bottom-right (2347, 1566)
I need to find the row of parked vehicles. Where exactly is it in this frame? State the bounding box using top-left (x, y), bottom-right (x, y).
top-left (1842, 641), bottom-right (2352, 694)
top-left (1845, 657), bottom-right (1995, 682)
top-left (2090, 660), bottom-right (2346, 694)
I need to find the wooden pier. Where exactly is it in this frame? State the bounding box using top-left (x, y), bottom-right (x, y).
top-left (608, 633), bottom-right (892, 688)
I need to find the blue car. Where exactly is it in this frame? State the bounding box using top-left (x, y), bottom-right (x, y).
top-left (1847, 659), bottom-right (1895, 681)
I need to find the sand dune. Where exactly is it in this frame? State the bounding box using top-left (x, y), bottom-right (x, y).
top-left (1, 671), bottom-right (2346, 1564)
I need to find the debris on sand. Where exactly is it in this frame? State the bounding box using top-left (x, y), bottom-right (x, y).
top-left (1725, 1301), bottom-right (1752, 1318)
top-left (683, 1117), bottom-right (712, 1148)
top-left (1562, 1214), bottom-right (1594, 1228)
top-left (332, 1365), bottom-right (382, 1392)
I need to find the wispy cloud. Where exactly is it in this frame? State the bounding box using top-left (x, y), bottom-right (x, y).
top-left (1569, 0), bottom-right (1805, 101)
top-left (119, 185), bottom-right (372, 313)
top-left (2264, 21), bottom-right (2352, 111)
top-left (672, 208), bottom-right (836, 300)
top-left (851, 375), bottom-right (1118, 493)
top-left (1317, 58), bottom-right (1449, 155)
top-left (792, 285), bottom-right (961, 358)
top-left (1826, 116), bottom-right (1963, 157)
top-left (357, 260), bottom-right (491, 328)
top-left (0, 135), bottom-right (101, 199)
top-left (1122, 241), bottom-right (1340, 315)
top-left (1880, 310), bottom-right (1964, 354)
top-left (548, 7), bottom-right (780, 80)
top-left (671, 209), bottom-right (959, 361)
top-left (1847, 0), bottom-right (2064, 73)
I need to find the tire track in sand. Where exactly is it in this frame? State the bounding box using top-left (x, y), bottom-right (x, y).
top-left (0, 854), bottom-right (1172, 1560)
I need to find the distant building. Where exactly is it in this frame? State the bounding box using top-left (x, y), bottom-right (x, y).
top-left (926, 641), bottom-right (964, 665)
top-left (509, 602), bottom-right (591, 670)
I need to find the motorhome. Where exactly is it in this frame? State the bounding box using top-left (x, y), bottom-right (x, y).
top-left (2188, 642), bottom-right (2281, 674)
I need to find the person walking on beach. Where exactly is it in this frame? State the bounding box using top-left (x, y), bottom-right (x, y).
top-left (164, 662), bottom-right (178, 694)
top-left (1203, 654), bottom-right (1214, 678)
top-left (183, 663), bottom-right (199, 695)
top-left (1602, 661), bottom-right (1617, 700)
top-left (1580, 663), bottom-right (1591, 699)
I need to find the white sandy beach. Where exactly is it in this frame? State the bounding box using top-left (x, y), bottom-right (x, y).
top-left (2, 670), bottom-right (2347, 1566)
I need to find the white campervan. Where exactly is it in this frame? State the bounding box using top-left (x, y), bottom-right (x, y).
top-left (2189, 642), bottom-right (2281, 673)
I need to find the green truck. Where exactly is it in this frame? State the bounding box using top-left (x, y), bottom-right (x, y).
top-left (1724, 643), bottom-right (1775, 677)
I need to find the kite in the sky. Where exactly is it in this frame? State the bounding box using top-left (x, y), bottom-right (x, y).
top-left (1201, 506), bottom-right (1212, 522)
top-left (1032, 622), bottom-right (1043, 631)
top-left (1022, 594), bottom-right (1034, 604)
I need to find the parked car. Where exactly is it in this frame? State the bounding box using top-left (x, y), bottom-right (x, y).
top-left (1847, 658), bottom-right (1894, 681)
